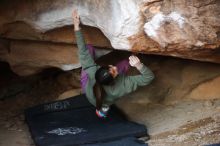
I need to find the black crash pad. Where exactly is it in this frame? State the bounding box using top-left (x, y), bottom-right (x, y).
top-left (25, 94), bottom-right (148, 146)
top-left (25, 94), bottom-right (92, 116)
top-left (83, 137), bottom-right (148, 146)
top-left (205, 144), bottom-right (220, 146)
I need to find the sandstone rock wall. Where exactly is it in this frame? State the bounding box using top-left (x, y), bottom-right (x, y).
top-left (133, 0), bottom-right (220, 63)
top-left (0, 0), bottom-right (219, 75)
top-left (4, 40), bottom-right (79, 76)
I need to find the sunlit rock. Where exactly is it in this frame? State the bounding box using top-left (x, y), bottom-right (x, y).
top-left (0, 0), bottom-right (219, 75)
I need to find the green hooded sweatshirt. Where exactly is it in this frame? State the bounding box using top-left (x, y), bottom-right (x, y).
top-left (75, 30), bottom-right (154, 107)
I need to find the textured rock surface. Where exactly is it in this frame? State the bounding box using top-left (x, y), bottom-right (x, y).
top-left (1, 40), bottom-right (80, 76)
top-left (0, 23), bottom-right (112, 48)
top-left (132, 0), bottom-right (220, 63)
top-left (0, 0), bottom-right (219, 74)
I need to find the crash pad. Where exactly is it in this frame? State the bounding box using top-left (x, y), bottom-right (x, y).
top-left (82, 137), bottom-right (148, 146)
top-left (25, 94), bottom-right (148, 146)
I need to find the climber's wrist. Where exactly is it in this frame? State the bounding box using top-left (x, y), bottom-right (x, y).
top-left (74, 25), bottom-right (80, 31)
top-left (135, 62), bottom-right (144, 70)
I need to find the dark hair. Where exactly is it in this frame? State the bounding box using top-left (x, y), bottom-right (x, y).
top-left (95, 66), bottom-right (114, 85)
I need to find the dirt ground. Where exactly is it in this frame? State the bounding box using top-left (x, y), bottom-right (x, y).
top-left (118, 100), bottom-right (220, 146)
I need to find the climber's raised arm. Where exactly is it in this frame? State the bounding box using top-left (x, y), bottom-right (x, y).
top-left (72, 9), bottom-right (96, 70)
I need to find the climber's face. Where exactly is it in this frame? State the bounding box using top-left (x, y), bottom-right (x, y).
top-left (108, 65), bottom-right (118, 78)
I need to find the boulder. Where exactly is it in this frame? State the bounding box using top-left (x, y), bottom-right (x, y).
top-left (0, 0), bottom-right (219, 64)
top-left (1, 40), bottom-right (79, 76)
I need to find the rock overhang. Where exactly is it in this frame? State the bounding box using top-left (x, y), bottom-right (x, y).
top-left (0, 0), bottom-right (220, 75)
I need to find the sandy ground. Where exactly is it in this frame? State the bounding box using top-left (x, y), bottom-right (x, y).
top-left (117, 98), bottom-right (220, 146)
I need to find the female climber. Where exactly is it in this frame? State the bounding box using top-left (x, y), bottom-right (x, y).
top-left (72, 9), bottom-right (154, 118)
